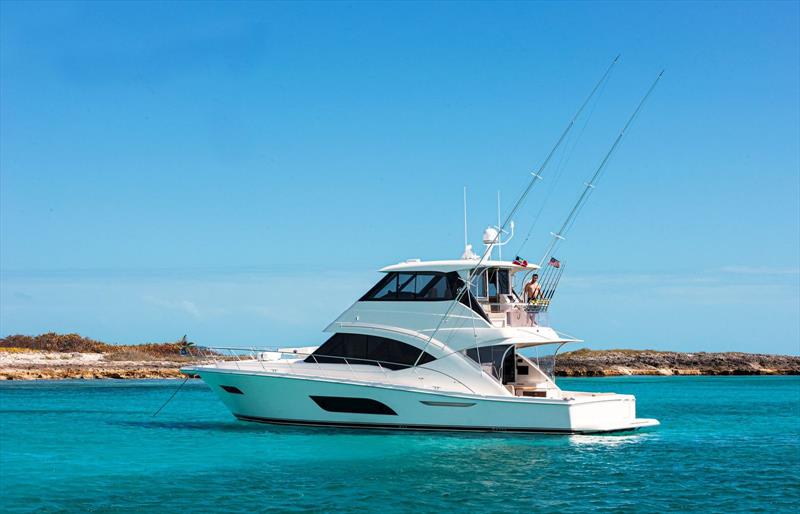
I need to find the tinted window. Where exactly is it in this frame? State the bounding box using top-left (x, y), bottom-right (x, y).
top-left (396, 273), bottom-right (417, 300)
top-left (469, 269), bottom-right (488, 298)
top-left (465, 344), bottom-right (514, 381)
top-left (497, 269), bottom-right (510, 294)
top-left (361, 272), bottom-right (458, 301)
top-left (368, 274), bottom-right (399, 300)
top-left (310, 396), bottom-right (397, 415)
top-left (486, 269), bottom-right (511, 299)
top-left (305, 333), bottom-right (436, 370)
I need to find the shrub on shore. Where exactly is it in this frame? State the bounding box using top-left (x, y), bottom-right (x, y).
top-left (0, 333), bottom-right (195, 360)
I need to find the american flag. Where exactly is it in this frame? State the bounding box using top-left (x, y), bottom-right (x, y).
top-left (548, 257), bottom-right (561, 268)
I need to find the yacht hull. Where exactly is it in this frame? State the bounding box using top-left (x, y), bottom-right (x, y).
top-left (187, 368), bottom-right (659, 434)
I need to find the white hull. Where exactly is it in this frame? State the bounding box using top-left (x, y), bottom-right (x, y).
top-left (191, 368), bottom-right (659, 434)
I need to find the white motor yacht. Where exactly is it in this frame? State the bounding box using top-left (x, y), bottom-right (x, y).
top-left (182, 59), bottom-right (663, 434)
top-left (182, 254), bottom-right (659, 434)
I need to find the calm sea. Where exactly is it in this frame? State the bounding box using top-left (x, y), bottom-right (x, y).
top-left (1, 376), bottom-right (798, 513)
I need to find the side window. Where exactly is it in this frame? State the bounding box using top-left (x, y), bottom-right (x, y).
top-left (487, 269), bottom-right (498, 298)
top-left (396, 273), bottom-right (417, 300)
top-left (305, 333), bottom-right (436, 370)
top-left (413, 274), bottom-right (437, 296)
top-left (486, 269), bottom-right (510, 298)
top-left (469, 269), bottom-right (488, 299)
top-left (464, 344), bottom-right (513, 381)
top-left (497, 269), bottom-right (510, 295)
top-left (361, 272), bottom-right (457, 301)
top-left (362, 273), bottom-right (399, 300)
top-left (423, 275), bottom-right (451, 300)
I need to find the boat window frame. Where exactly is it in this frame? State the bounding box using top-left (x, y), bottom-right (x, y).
top-left (464, 344), bottom-right (515, 383)
top-left (360, 271), bottom-right (460, 302)
top-left (304, 332), bottom-right (436, 370)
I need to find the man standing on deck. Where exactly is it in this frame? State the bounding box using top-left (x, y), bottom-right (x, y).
top-left (524, 274), bottom-right (542, 302)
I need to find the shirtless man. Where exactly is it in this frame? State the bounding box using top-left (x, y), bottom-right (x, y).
top-left (524, 274), bottom-right (542, 302)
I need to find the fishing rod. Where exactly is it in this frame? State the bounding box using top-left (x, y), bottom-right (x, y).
top-left (412, 55), bottom-right (621, 367)
top-left (538, 70), bottom-right (664, 268)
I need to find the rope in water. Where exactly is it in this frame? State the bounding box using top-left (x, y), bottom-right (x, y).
top-left (151, 375), bottom-right (190, 417)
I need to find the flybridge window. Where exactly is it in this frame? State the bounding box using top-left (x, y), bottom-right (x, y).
top-left (469, 268), bottom-right (511, 299)
top-left (361, 270), bottom-right (490, 322)
top-left (304, 333), bottom-right (436, 370)
top-left (361, 272), bottom-right (458, 301)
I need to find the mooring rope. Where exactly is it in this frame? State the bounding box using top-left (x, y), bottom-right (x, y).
top-left (151, 375), bottom-right (190, 417)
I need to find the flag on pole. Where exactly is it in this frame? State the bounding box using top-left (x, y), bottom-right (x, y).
top-left (513, 256), bottom-right (528, 267)
top-left (548, 257), bottom-right (561, 268)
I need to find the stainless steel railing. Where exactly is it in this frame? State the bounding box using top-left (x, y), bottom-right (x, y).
top-left (184, 345), bottom-right (477, 394)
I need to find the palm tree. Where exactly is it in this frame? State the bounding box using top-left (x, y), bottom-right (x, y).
top-left (178, 335), bottom-right (195, 356)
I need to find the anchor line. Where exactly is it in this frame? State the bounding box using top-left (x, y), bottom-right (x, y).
top-left (412, 55), bottom-right (621, 367)
top-left (152, 375), bottom-right (190, 417)
top-left (538, 70), bottom-right (664, 268)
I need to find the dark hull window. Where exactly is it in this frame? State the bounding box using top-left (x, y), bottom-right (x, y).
top-left (310, 396), bottom-right (397, 415)
top-left (305, 333), bottom-right (436, 370)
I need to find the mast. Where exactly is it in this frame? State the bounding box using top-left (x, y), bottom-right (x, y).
top-left (412, 55), bottom-right (622, 366)
top-left (497, 190), bottom-right (501, 260)
top-left (539, 70), bottom-right (664, 267)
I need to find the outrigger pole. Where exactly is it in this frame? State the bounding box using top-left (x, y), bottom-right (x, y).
top-left (412, 55), bottom-right (621, 367)
top-left (538, 70), bottom-right (664, 268)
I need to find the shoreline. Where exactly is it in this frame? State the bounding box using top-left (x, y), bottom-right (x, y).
top-left (1, 348), bottom-right (797, 380)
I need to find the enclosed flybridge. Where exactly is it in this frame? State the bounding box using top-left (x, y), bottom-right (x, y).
top-left (182, 57), bottom-right (663, 433)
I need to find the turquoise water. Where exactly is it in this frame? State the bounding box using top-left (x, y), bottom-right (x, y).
top-left (1, 376), bottom-right (798, 512)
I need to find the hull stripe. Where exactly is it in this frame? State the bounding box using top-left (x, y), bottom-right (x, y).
top-left (233, 414), bottom-right (643, 435)
top-left (419, 401), bottom-right (476, 407)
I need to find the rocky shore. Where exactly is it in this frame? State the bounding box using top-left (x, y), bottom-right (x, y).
top-left (1, 333), bottom-right (798, 380)
top-left (554, 349), bottom-right (800, 377)
top-left (0, 333), bottom-right (203, 380)
top-left (0, 350), bottom-right (192, 380)
top-left (0, 348), bottom-right (798, 381)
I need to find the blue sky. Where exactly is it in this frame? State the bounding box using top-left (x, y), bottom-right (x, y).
top-left (1, 1), bottom-right (798, 354)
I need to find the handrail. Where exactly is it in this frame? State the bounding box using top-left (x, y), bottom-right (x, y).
top-left (185, 345), bottom-right (477, 394)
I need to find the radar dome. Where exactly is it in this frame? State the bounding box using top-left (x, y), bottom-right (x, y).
top-left (482, 227), bottom-right (499, 245)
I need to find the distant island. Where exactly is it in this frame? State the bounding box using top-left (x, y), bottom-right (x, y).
top-left (1, 333), bottom-right (798, 380)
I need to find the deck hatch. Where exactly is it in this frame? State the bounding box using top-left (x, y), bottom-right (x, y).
top-left (310, 396), bottom-right (397, 415)
top-left (220, 385), bottom-right (244, 395)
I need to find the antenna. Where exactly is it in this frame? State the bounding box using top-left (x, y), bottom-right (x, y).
top-left (539, 70), bottom-right (665, 267)
top-left (412, 55), bottom-right (622, 367)
top-left (497, 190), bottom-right (501, 260)
top-left (463, 186), bottom-right (468, 248)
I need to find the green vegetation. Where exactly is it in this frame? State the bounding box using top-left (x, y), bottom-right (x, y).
top-left (0, 332), bottom-right (199, 360)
